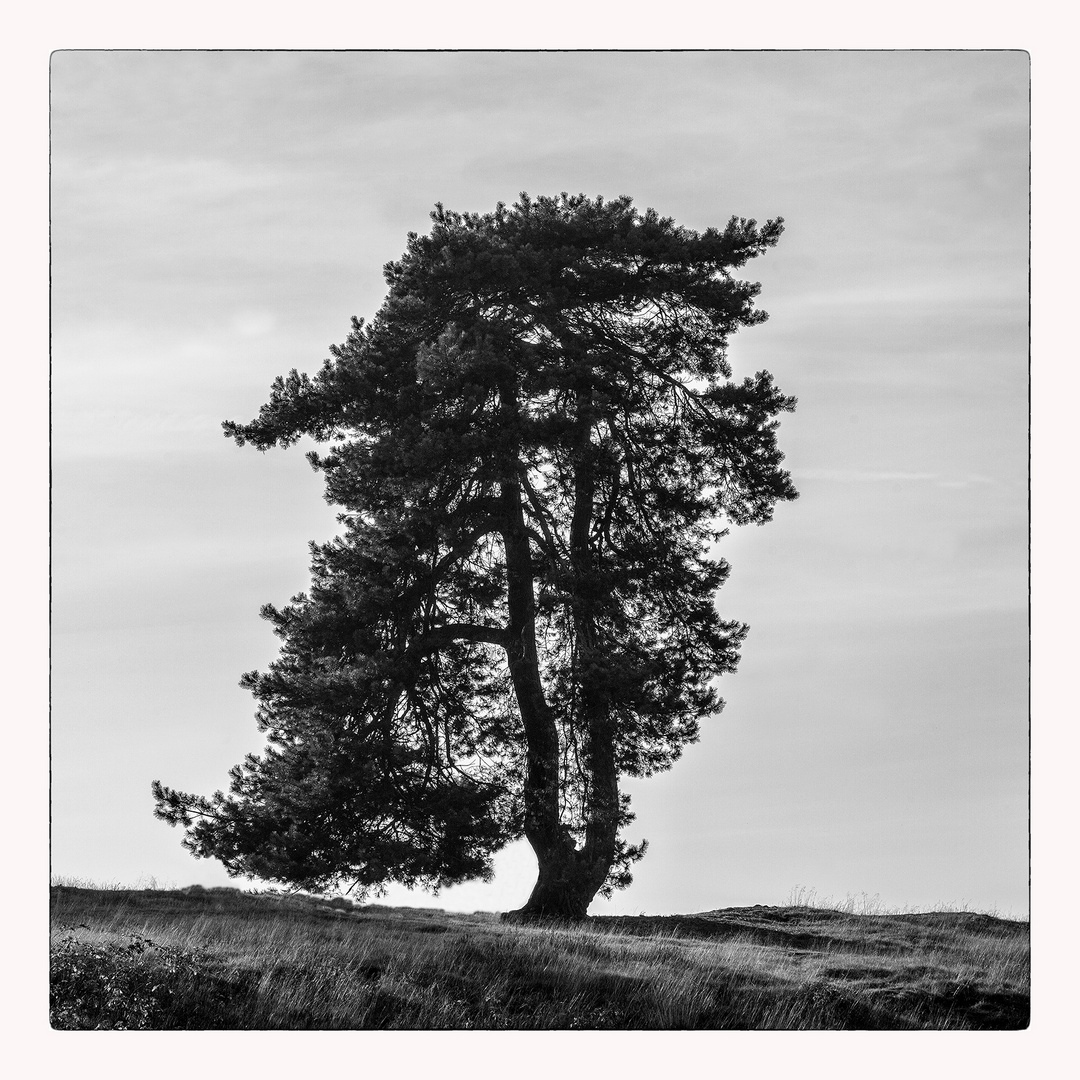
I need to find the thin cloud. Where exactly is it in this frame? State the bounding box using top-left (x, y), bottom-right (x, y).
top-left (797, 469), bottom-right (999, 486)
top-left (797, 468), bottom-right (941, 483)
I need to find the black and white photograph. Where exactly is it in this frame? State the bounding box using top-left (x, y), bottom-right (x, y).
top-left (46, 47), bottom-right (1032, 1036)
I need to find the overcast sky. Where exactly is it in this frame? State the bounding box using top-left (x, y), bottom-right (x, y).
top-left (50, 50), bottom-right (1029, 917)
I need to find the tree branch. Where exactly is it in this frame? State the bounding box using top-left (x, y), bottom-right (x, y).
top-left (406, 623), bottom-right (511, 656)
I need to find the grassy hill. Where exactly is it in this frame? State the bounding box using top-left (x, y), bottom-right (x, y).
top-left (50, 884), bottom-right (1028, 1030)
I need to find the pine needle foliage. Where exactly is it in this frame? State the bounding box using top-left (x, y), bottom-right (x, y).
top-left (153, 193), bottom-right (797, 917)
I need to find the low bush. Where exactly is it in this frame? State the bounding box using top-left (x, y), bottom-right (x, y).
top-left (50, 927), bottom-right (251, 1029)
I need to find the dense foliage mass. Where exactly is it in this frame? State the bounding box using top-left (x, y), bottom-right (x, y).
top-left (154, 193), bottom-right (797, 917)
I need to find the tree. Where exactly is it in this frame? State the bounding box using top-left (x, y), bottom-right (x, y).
top-left (153, 193), bottom-right (797, 920)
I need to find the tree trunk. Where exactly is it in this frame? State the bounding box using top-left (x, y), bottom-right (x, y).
top-left (500, 478), bottom-right (591, 920)
top-left (496, 376), bottom-right (618, 922)
top-left (568, 389), bottom-right (621, 916)
top-left (506, 845), bottom-right (600, 922)
top-left (500, 475), bottom-right (615, 922)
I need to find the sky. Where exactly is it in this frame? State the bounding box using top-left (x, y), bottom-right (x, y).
top-left (50, 50), bottom-right (1030, 918)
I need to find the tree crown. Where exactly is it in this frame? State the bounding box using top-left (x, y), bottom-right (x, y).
top-left (154, 193), bottom-right (796, 903)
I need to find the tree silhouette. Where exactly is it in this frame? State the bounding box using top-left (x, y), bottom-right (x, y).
top-left (153, 193), bottom-right (797, 919)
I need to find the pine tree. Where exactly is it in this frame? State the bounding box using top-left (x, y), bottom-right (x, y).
top-left (153, 193), bottom-right (797, 919)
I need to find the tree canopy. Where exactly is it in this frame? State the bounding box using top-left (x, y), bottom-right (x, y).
top-left (153, 193), bottom-right (797, 919)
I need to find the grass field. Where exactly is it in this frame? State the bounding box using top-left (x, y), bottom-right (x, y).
top-left (50, 883), bottom-right (1028, 1030)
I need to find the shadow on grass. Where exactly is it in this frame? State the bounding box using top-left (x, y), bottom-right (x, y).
top-left (50, 886), bottom-right (1029, 1030)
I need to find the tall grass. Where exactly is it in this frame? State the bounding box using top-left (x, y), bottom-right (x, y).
top-left (50, 885), bottom-right (1029, 1030)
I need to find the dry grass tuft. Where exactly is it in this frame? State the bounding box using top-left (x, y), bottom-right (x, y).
top-left (50, 883), bottom-right (1028, 1030)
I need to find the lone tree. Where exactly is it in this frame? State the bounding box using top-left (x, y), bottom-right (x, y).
top-left (153, 193), bottom-right (797, 920)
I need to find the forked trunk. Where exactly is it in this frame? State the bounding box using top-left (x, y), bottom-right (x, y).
top-left (499, 478), bottom-right (618, 921)
top-left (497, 382), bottom-right (620, 923)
